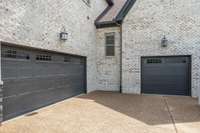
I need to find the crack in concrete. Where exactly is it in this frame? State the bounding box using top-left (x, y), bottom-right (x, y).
top-left (163, 96), bottom-right (178, 133)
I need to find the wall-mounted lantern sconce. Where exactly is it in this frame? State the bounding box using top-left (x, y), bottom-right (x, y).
top-left (161, 35), bottom-right (168, 47)
top-left (60, 31), bottom-right (68, 41)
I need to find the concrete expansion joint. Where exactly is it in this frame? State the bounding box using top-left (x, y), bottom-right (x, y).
top-left (163, 96), bottom-right (178, 133)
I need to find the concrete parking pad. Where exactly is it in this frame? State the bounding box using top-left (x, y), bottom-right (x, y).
top-left (0, 91), bottom-right (200, 133)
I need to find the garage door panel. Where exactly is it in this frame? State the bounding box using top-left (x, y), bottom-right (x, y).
top-left (143, 65), bottom-right (188, 75)
top-left (143, 88), bottom-right (188, 95)
top-left (2, 62), bottom-right (33, 79)
top-left (32, 64), bottom-right (83, 77)
top-left (143, 77), bottom-right (187, 85)
top-left (2, 45), bottom-right (86, 121)
top-left (3, 85), bottom-right (81, 120)
top-left (3, 76), bottom-right (85, 95)
top-left (3, 77), bottom-right (86, 121)
top-left (145, 89), bottom-right (189, 95)
top-left (3, 75), bottom-right (84, 98)
top-left (142, 84), bottom-right (188, 91)
top-left (142, 56), bottom-right (190, 96)
top-left (3, 79), bottom-right (35, 97)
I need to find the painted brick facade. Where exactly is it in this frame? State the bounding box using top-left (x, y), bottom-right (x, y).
top-left (122, 0), bottom-right (200, 97)
top-left (0, 0), bottom-right (200, 121)
top-left (0, 0), bottom-right (107, 121)
top-left (96, 27), bottom-right (121, 91)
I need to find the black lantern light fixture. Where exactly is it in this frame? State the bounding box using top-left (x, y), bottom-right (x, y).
top-left (60, 28), bottom-right (68, 41)
top-left (161, 35), bottom-right (168, 47)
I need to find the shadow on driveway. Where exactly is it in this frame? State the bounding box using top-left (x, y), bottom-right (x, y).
top-left (78, 91), bottom-right (200, 125)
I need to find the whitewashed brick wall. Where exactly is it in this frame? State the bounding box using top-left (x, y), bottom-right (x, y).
top-left (96, 27), bottom-right (121, 91)
top-left (122, 0), bottom-right (200, 97)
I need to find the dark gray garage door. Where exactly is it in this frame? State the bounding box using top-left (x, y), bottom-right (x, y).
top-left (141, 56), bottom-right (191, 96)
top-left (1, 44), bottom-right (86, 121)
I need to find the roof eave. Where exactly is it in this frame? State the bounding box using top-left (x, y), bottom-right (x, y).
top-left (106, 0), bottom-right (114, 6)
top-left (115, 0), bottom-right (137, 22)
top-left (95, 0), bottom-right (137, 28)
top-left (95, 21), bottom-right (119, 29)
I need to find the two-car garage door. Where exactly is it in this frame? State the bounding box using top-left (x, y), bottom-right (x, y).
top-left (2, 44), bottom-right (86, 121)
top-left (142, 56), bottom-right (191, 96)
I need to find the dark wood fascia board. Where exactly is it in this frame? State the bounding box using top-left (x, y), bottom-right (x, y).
top-left (95, 5), bottom-right (113, 25)
top-left (106, 0), bottom-right (114, 6)
top-left (95, 21), bottom-right (119, 29)
top-left (94, 0), bottom-right (114, 28)
top-left (114, 0), bottom-right (137, 23)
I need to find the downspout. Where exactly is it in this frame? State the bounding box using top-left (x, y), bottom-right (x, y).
top-left (119, 24), bottom-right (122, 93)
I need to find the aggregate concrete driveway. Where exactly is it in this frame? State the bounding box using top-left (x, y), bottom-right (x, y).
top-left (0, 91), bottom-right (200, 133)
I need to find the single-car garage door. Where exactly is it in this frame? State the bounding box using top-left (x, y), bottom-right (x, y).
top-left (2, 44), bottom-right (86, 121)
top-left (141, 56), bottom-right (191, 96)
